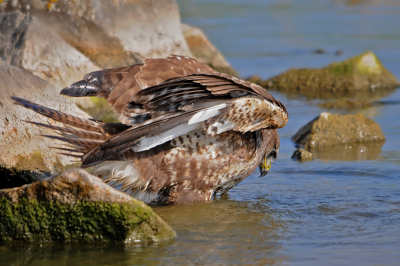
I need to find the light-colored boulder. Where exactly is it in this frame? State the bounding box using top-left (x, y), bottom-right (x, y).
top-left (1, 0), bottom-right (191, 68)
top-left (0, 59), bottom-right (89, 184)
top-left (181, 23), bottom-right (238, 76)
top-left (0, 168), bottom-right (176, 242)
top-left (0, 11), bottom-right (99, 90)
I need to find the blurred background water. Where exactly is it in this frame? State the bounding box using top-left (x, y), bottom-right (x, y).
top-left (1, 0), bottom-right (399, 265)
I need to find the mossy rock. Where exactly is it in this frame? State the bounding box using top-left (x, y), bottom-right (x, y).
top-left (75, 97), bottom-right (120, 123)
top-left (0, 169), bottom-right (176, 243)
top-left (292, 112), bottom-right (385, 150)
top-left (253, 51), bottom-right (399, 99)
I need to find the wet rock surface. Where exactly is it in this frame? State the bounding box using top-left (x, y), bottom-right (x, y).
top-left (291, 148), bottom-right (315, 162)
top-left (248, 51), bottom-right (399, 99)
top-left (182, 23), bottom-right (238, 76)
top-left (292, 112), bottom-right (385, 151)
top-left (0, 59), bottom-right (89, 186)
top-left (0, 169), bottom-right (176, 242)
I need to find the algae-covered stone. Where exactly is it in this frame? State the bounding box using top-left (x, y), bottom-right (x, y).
top-left (75, 97), bottom-right (120, 123)
top-left (263, 51), bottom-right (399, 99)
top-left (0, 169), bottom-right (176, 243)
top-left (291, 148), bottom-right (315, 161)
top-left (292, 112), bottom-right (385, 150)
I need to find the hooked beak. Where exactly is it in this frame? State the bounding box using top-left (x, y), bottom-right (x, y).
top-left (259, 155), bottom-right (273, 177)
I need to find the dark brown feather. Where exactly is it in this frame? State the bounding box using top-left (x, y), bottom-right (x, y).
top-left (25, 121), bottom-right (109, 141)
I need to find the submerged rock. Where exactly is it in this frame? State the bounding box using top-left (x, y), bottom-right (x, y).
top-left (291, 148), bottom-right (315, 161)
top-left (181, 23), bottom-right (238, 76)
top-left (250, 51), bottom-right (398, 99)
top-left (0, 59), bottom-right (89, 188)
top-left (0, 169), bottom-right (176, 242)
top-left (292, 112), bottom-right (385, 151)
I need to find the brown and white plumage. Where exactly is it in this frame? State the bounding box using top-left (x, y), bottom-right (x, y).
top-left (12, 55), bottom-right (288, 204)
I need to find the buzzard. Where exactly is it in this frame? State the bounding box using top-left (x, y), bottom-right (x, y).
top-left (12, 55), bottom-right (288, 204)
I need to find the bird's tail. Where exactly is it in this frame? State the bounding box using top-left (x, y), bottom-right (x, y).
top-left (11, 96), bottom-right (129, 163)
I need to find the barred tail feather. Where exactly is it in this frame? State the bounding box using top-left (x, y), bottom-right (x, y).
top-left (12, 97), bottom-right (101, 132)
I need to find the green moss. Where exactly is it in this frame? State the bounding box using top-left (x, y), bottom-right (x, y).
top-left (13, 152), bottom-right (49, 172)
top-left (0, 197), bottom-right (176, 242)
top-left (76, 97), bottom-right (119, 123)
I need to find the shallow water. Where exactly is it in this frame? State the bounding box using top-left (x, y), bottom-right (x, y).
top-left (1, 1), bottom-right (400, 265)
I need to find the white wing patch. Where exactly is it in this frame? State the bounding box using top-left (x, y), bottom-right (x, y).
top-left (133, 104), bottom-right (227, 152)
top-left (188, 103), bottom-right (227, 124)
top-left (207, 120), bottom-right (236, 136)
top-left (133, 123), bottom-right (202, 152)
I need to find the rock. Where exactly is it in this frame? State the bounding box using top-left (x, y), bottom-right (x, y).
top-left (291, 148), bottom-right (315, 161)
top-left (1, 0), bottom-right (191, 69)
top-left (292, 112), bottom-right (385, 150)
top-left (0, 11), bottom-right (99, 90)
top-left (313, 48), bottom-right (326, 54)
top-left (0, 59), bottom-right (89, 188)
top-left (0, 168), bottom-right (176, 242)
top-left (181, 23), bottom-right (238, 76)
top-left (263, 51), bottom-right (399, 99)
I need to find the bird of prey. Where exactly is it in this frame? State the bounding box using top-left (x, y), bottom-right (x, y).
top-left (12, 55), bottom-right (288, 204)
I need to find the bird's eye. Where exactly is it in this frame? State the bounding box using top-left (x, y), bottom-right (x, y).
top-left (268, 150), bottom-right (277, 159)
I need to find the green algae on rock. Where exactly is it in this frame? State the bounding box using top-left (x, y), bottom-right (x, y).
top-left (250, 51), bottom-right (398, 99)
top-left (0, 169), bottom-right (176, 243)
top-left (75, 97), bottom-right (120, 123)
top-left (292, 112), bottom-right (385, 151)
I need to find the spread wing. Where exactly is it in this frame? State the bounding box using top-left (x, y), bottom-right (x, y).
top-left (60, 56), bottom-right (288, 167)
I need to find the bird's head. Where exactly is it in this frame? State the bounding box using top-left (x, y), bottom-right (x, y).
top-left (259, 129), bottom-right (280, 177)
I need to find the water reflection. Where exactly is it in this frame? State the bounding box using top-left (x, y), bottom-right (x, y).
top-left (305, 140), bottom-right (385, 161)
top-left (0, 199), bottom-right (288, 266)
top-left (153, 199), bottom-right (288, 265)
